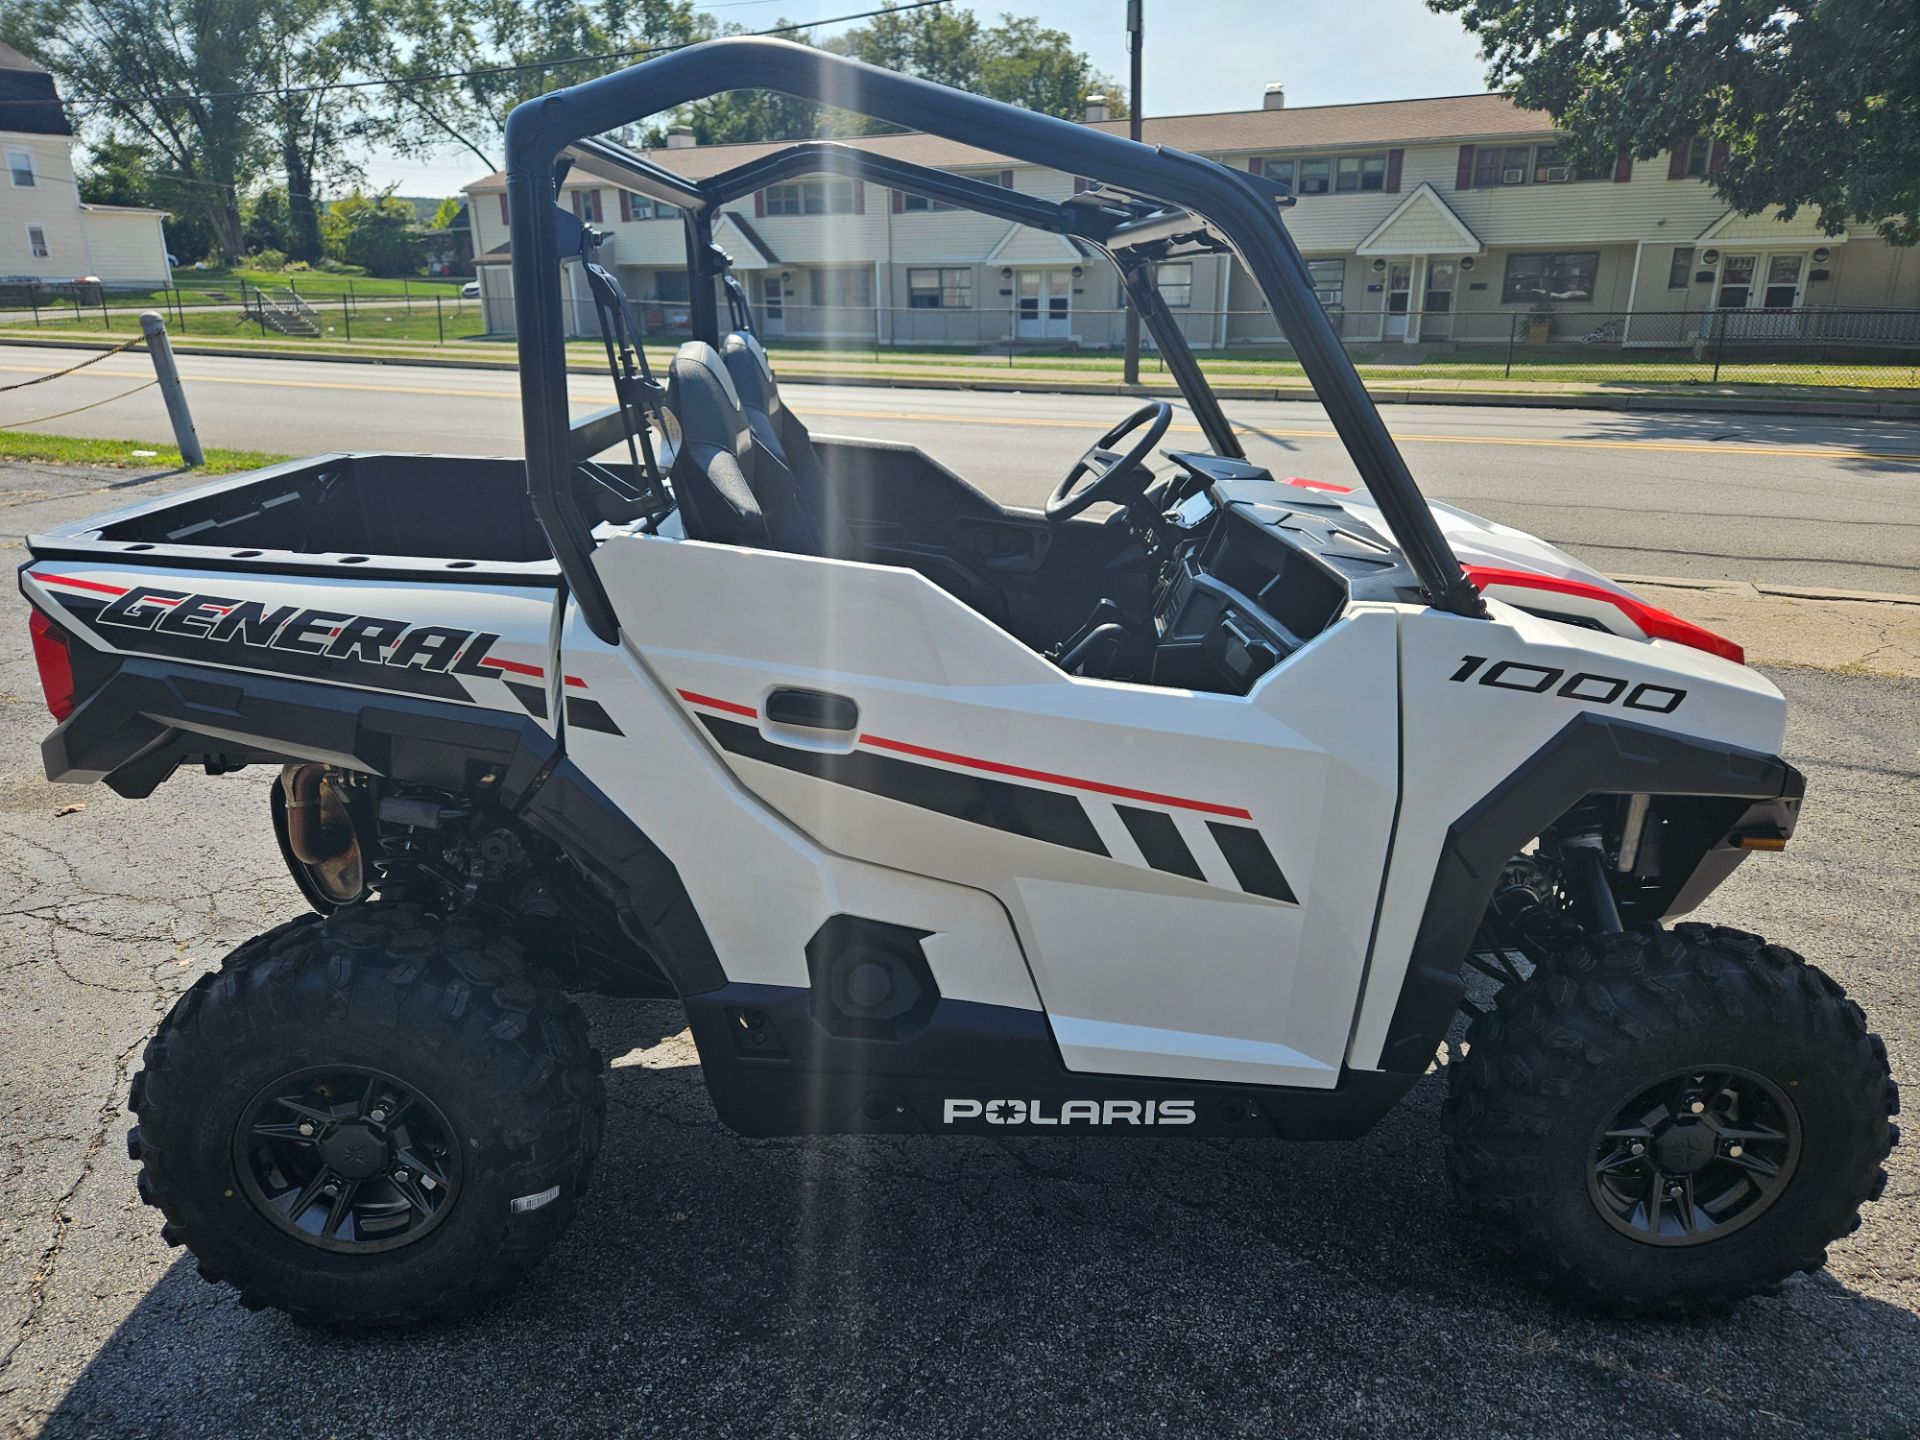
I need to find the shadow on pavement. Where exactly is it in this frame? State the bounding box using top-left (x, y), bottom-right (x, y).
top-left (38, 997), bottom-right (1920, 1440)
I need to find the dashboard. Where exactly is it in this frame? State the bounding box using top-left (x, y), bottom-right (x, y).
top-left (1148, 453), bottom-right (1421, 695)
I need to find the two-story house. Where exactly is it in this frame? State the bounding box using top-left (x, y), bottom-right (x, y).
top-left (0, 43), bottom-right (171, 288)
top-left (462, 87), bottom-right (1917, 351)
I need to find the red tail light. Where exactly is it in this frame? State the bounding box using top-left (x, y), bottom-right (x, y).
top-left (1464, 565), bottom-right (1745, 665)
top-left (28, 608), bottom-right (76, 720)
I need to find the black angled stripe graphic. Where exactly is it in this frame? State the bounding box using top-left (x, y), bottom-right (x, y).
top-left (1206, 822), bottom-right (1297, 904)
top-left (1115, 805), bottom-right (1205, 881)
top-left (699, 714), bottom-right (1107, 856)
top-left (505, 680), bottom-right (548, 718)
top-left (566, 696), bottom-right (625, 735)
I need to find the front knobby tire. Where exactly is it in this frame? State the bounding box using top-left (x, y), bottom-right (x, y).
top-left (126, 904), bottom-right (605, 1329)
top-left (1441, 923), bottom-right (1899, 1316)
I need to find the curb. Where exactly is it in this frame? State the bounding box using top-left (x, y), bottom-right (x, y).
top-left (6, 335), bottom-right (1919, 423)
top-left (1615, 573), bottom-right (1920, 607)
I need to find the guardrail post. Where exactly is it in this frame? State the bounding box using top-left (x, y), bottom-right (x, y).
top-left (138, 312), bottom-right (204, 467)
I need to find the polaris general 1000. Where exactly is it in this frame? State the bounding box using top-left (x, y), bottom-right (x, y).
top-left (21, 39), bottom-right (1896, 1326)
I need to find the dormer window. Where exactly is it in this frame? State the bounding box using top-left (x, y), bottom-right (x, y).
top-left (7, 150), bottom-right (34, 188)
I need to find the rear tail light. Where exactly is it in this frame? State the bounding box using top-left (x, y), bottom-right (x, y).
top-left (1463, 565), bottom-right (1745, 665)
top-left (28, 608), bottom-right (76, 720)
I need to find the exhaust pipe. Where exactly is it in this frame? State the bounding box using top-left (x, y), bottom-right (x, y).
top-left (278, 764), bottom-right (365, 904)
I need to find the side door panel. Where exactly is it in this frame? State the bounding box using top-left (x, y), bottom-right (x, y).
top-left (589, 535), bottom-right (1401, 1089)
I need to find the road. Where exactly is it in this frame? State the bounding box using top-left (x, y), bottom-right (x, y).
top-left (3, 343), bottom-right (1918, 592)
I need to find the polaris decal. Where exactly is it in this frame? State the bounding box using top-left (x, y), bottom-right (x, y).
top-left (943, 1098), bottom-right (1197, 1127)
top-left (33, 573), bottom-right (563, 709)
top-left (1448, 654), bottom-right (1685, 714)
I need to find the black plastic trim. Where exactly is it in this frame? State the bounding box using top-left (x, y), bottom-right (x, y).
top-left (1377, 714), bottom-right (1805, 1074)
top-left (686, 983), bottom-right (1417, 1138)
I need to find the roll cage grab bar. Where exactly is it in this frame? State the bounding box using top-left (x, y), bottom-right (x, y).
top-left (506, 36), bottom-right (1486, 642)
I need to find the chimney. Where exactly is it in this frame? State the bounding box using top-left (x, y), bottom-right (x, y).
top-left (1084, 93), bottom-right (1110, 123)
top-left (1263, 82), bottom-right (1285, 111)
top-left (665, 124), bottom-right (697, 149)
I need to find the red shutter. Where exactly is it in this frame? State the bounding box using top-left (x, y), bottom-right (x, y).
top-left (1613, 154), bottom-right (1633, 183)
top-left (1249, 156), bottom-right (1264, 176)
top-left (499, 193), bottom-right (509, 224)
top-left (754, 189), bottom-right (766, 218)
top-left (891, 188), bottom-right (905, 213)
top-left (1708, 140), bottom-right (1729, 176)
top-left (852, 182), bottom-right (865, 214)
top-left (1384, 148), bottom-right (1403, 193)
top-left (1667, 139), bottom-right (1691, 180)
top-left (999, 170), bottom-right (1014, 189)
top-left (1456, 144), bottom-right (1475, 190)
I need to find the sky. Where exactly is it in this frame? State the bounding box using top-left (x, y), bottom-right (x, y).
top-left (359, 0), bottom-right (1494, 197)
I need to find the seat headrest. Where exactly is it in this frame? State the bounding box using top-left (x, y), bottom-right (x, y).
top-left (720, 330), bottom-right (780, 417)
top-left (665, 340), bottom-right (747, 452)
top-left (670, 339), bottom-right (742, 410)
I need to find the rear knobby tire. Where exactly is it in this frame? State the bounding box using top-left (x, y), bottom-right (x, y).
top-left (126, 903), bottom-right (605, 1329)
top-left (1441, 923), bottom-right (1899, 1316)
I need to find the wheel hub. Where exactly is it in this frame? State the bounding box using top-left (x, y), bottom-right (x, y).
top-left (1587, 1067), bottom-right (1801, 1248)
top-left (233, 1065), bottom-right (462, 1254)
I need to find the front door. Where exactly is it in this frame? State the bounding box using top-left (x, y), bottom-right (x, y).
top-left (758, 274), bottom-right (786, 336)
top-left (1385, 261), bottom-right (1413, 339)
top-left (1422, 260), bottom-right (1456, 340)
top-left (579, 535), bottom-right (1403, 1090)
top-left (1017, 269), bottom-right (1071, 340)
top-left (1716, 252), bottom-right (1806, 339)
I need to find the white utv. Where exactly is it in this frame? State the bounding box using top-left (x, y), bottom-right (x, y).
top-left (19, 39), bottom-right (1896, 1326)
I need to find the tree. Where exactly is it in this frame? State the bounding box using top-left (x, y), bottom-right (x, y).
top-left (77, 135), bottom-right (217, 262)
top-left (245, 186), bottom-right (294, 253)
top-left (323, 190), bottom-right (423, 274)
top-left (429, 194), bottom-right (464, 228)
top-left (1429, 0), bottom-right (1920, 244)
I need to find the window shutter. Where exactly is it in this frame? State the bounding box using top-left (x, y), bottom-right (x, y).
top-left (891, 188), bottom-right (905, 213)
top-left (1385, 148), bottom-right (1403, 192)
top-left (1667, 139), bottom-right (1691, 180)
top-left (999, 170), bottom-right (1014, 189)
top-left (1456, 144), bottom-right (1475, 190)
top-left (1613, 154), bottom-right (1633, 183)
top-left (499, 193), bottom-right (509, 225)
top-left (1249, 157), bottom-right (1264, 176)
top-left (754, 189), bottom-right (766, 218)
top-left (853, 181), bottom-right (865, 214)
top-left (1708, 140), bottom-right (1729, 175)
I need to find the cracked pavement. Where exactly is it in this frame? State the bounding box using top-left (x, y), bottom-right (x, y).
top-left (1, 461), bottom-right (1916, 1439)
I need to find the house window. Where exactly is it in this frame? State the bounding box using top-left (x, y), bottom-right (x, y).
top-left (1335, 154), bottom-right (1387, 192)
top-left (621, 191), bottom-right (677, 221)
top-left (1262, 158), bottom-right (1294, 190)
top-left (900, 192), bottom-right (957, 212)
top-left (1296, 158), bottom-right (1331, 195)
top-left (1306, 258), bottom-right (1345, 311)
top-left (570, 189), bottom-right (602, 223)
top-left (26, 224), bottom-right (48, 259)
top-left (765, 180), bottom-right (855, 216)
top-left (653, 270), bottom-right (690, 302)
top-left (7, 151), bottom-right (34, 188)
top-left (1502, 250), bottom-right (1600, 304)
top-left (1155, 261), bottom-right (1194, 308)
top-left (907, 267), bottom-right (972, 309)
top-left (1682, 135), bottom-right (1713, 178)
top-left (1474, 145), bottom-right (1534, 187)
top-left (1667, 246), bottom-right (1696, 288)
top-left (809, 267), bottom-right (873, 308)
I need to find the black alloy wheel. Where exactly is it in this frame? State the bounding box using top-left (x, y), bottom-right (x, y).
top-left (234, 1064), bottom-right (463, 1254)
top-left (1587, 1066), bottom-right (1801, 1247)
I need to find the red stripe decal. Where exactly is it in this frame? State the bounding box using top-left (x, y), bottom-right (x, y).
top-left (857, 733), bottom-right (1254, 820)
top-left (677, 688), bottom-right (759, 719)
top-left (1463, 565), bottom-right (1745, 665)
top-left (563, 675), bottom-right (588, 689)
top-left (1284, 477), bottom-right (1354, 494)
top-left (36, 572), bottom-right (129, 597)
top-left (481, 655), bottom-right (545, 679)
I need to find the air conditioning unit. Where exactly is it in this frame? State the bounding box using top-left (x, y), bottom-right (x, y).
top-left (1542, 165), bottom-right (1571, 182)
top-left (1502, 167), bottom-right (1527, 184)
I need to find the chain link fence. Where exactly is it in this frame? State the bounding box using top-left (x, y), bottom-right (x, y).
top-left (0, 277), bottom-right (484, 345)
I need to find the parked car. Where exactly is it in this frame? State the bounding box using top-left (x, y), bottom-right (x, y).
top-left (461, 280), bottom-right (481, 298)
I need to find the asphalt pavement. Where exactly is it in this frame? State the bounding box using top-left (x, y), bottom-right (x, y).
top-left (2, 343), bottom-right (1918, 592)
top-left (0, 449), bottom-right (1917, 1438)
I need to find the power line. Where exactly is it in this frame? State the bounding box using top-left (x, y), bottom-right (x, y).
top-left (0, 1), bottom-right (949, 113)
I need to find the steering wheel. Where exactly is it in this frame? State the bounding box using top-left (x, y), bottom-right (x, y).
top-left (1045, 401), bottom-right (1174, 522)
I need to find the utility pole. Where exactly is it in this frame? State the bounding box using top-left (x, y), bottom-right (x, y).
top-left (1122, 0), bottom-right (1144, 385)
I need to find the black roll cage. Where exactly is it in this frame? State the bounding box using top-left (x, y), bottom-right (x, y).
top-left (507, 36), bottom-right (1485, 643)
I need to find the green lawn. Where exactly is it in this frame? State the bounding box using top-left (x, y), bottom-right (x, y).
top-left (0, 431), bottom-right (290, 475)
top-left (7, 267), bottom-right (471, 313)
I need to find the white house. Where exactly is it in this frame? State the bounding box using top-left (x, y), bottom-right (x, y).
top-left (0, 42), bottom-right (171, 288)
top-left (462, 86), bottom-right (1919, 350)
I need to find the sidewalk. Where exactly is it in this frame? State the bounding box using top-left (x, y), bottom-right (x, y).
top-left (5, 329), bottom-right (1919, 421)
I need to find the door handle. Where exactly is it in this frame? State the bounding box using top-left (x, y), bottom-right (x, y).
top-left (764, 687), bottom-right (859, 732)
